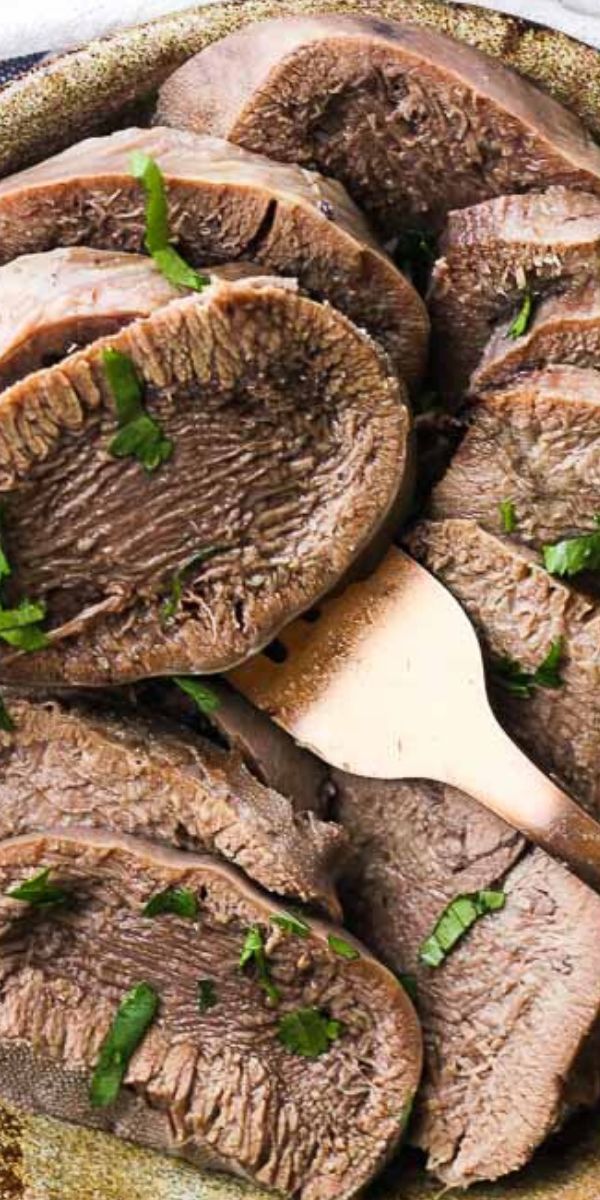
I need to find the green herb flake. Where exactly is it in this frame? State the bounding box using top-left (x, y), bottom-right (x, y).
top-left (161, 547), bottom-right (224, 624)
top-left (173, 676), bottom-right (220, 716)
top-left (492, 638), bottom-right (564, 699)
top-left (7, 866), bottom-right (69, 907)
top-left (89, 982), bottom-right (159, 1108)
top-left (278, 1006), bottom-right (342, 1058)
top-left (143, 887), bottom-right (198, 920)
top-left (507, 290), bottom-right (533, 339)
top-left (499, 499), bottom-right (517, 534)
top-left (420, 890), bottom-right (506, 968)
top-left (0, 514), bottom-right (48, 653)
top-left (197, 978), bottom-right (218, 1013)
top-left (239, 925), bottom-right (280, 1005)
top-left (270, 911), bottom-right (311, 938)
top-left (543, 517), bottom-right (600, 578)
top-left (327, 933), bottom-right (360, 961)
top-left (0, 696), bottom-right (13, 732)
top-left (130, 152), bottom-right (210, 293)
top-left (103, 347), bottom-right (173, 474)
top-left (398, 973), bottom-right (418, 1002)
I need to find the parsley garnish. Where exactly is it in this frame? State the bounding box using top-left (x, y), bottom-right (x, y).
top-left (161, 546), bottom-right (224, 624)
top-left (143, 887), bottom-right (198, 920)
top-left (543, 517), bottom-right (600, 578)
top-left (104, 347), bottom-right (173, 473)
top-left (173, 676), bottom-right (220, 716)
top-left (499, 499), bottom-right (516, 534)
top-left (327, 933), bottom-right (360, 961)
top-left (89, 982), bottom-right (159, 1108)
top-left (420, 890), bottom-right (506, 968)
top-left (239, 925), bottom-right (280, 1004)
top-left (197, 978), bottom-right (218, 1012)
top-left (507, 289), bottom-right (533, 339)
top-left (270, 912), bottom-right (310, 938)
top-left (0, 513), bottom-right (48, 651)
top-left (398, 973), bottom-right (418, 1002)
top-left (7, 866), bottom-right (69, 907)
top-left (130, 151), bottom-right (210, 293)
top-left (492, 638), bottom-right (564, 698)
top-left (278, 1007), bottom-right (342, 1058)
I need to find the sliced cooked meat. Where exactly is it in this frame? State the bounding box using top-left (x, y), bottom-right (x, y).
top-left (430, 365), bottom-right (600, 547)
top-left (406, 519), bottom-right (600, 815)
top-left (156, 15), bottom-right (600, 237)
top-left (0, 693), bottom-right (344, 914)
top-left (0, 125), bottom-right (429, 388)
top-left (429, 186), bottom-right (600, 399)
top-left (0, 828), bottom-right (422, 1200)
top-left (333, 771), bottom-right (600, 1187)
top-left (472, 279), bottom-right (600, 392)
top-left (0, 279), bottom-right (409, 687)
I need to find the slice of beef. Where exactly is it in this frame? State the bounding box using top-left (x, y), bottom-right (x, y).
top-left (429, 186), bottom-right (600, 400)
top-left (0, 125), bottom-right (429, 389)
top-left (156, 14), bottom-right (600, 237)
top-left (0, 279), bottom-right (410, 687)
top-left (0, 827), bottom-right (422, 1200)
top-left (472, 279), bottom-right (600, 392)
top-left (430, 365), bottom-right (600, 548)
top-left (333, 771), bottom-right (600, 1187)
top-left (406, 518), bottom-right (600, 815)
top-left (0, 248), bottom-right (182, 389)
top-left (0, 693), bottom-right (344, 914)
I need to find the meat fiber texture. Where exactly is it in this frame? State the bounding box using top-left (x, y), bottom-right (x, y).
top-left (0, 279), bottom-right (409, 687)
top-left (0, 125), bottom-right (429, 389)
top-left (156, 13), bottom-right (600, 237)
top-left (0, 828), bottom-right (422, 1200)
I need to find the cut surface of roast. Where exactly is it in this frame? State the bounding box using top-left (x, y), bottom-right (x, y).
top-left (0, 280), bottom-right (409, 687)
top-left (407, 519), bottom-right (600, 815)
top-left (429, 186), bottom-right (600, 399)
top-left (430, 365), bottom-right (600, 547)
top-left (0, 693), bottom-right (344, 914)
top-left (156, 14), bottom-right (600, 236)
top-left (472, 279), bottom-right (600, 392)
top-left (0, 828), bottom-right (422, 1200)
top-left (0, 248), bottom-right (184, 390)
top-left (0, 125), bottom-right (429, 388)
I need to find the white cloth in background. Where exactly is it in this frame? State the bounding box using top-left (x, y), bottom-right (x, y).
top-left (1, 0), bottom-right (600, 58)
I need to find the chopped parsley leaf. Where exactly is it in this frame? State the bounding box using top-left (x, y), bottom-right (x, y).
top-left (197, 978), bottom-right (218, 1012)
top-left (492, 638), bottom-right (564, 698)
top-left (89, 982), bottom-right (159, 1108)
top-left (0, 512), bottom-right (48, 652)
top-left (543, 517), bottom-right (600, 578)
top-left (173, 676), bottom-right (220, 716)
top-left (278, 1007), bottom-right (342, 1058)
top-left (398, 973), bottom-right (418, 1002)
top-left (7, 866), bottom-right (69, 907)
top-left (143, 887), bottom-right (198, 920)
top-left (420, 890), bottom-right (506, 968)
top-left (130, 151), bottom-right (210, 293)
top-left (327, 933), bottom-right (360, 961)
top-left (499, 499), bottom-right (517, 534)
top-left (507, 290), bottom-right (533, 339)
top-left (103, 347), bottom-right (173, 474)
top-left (161, 546), bottom-right (224, 624)
top-left (270, 911), bottom-right (310, 938)
top-left (239, 925), bottom-right (279, 1005)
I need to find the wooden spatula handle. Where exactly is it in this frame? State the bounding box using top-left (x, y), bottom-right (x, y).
top-left (453, 714), bottom-right (600, 891)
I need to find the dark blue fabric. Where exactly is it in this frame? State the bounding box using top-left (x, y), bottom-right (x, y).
top-left (0, 53), bottom-right (46, 87)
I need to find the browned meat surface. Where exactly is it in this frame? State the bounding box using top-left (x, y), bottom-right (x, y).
top-left (156, 14), bottom-right (600, 237)
top-left (429, 186), bottom-right (600, 399)
top-left (0, 125), bottom-right (429, 388)
top-left (0, 248), bottom-right (183, 389)
top-left (407, 519), bottom-right (600, 815)
top-left (0, 693), bottom-right (344, 914)
top-left (0, 828), bottom-right (422, 1200)
top-left (0, 279), bottom-right (409, 687)
top-left (473, 280), bottom-right (600, 392)
top-left (430, 365), bottom-right (600, 547)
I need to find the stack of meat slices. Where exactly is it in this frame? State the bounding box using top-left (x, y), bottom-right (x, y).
top-left (0, 11), bottom-right (599, 1200)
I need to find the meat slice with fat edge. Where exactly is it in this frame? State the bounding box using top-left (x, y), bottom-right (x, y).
top-left (156, 14), bottom-right (600, 237)
top-left (0, 279), bottom-right (410, 687)
top-left (0, 828), bottom-right (422, 1200)
top-left (429, 186), bottom-right (600, 400)
top-left (195, 680), bottom-right (600, 1187)
top-left (0, 692), bottom-right (344, 915)
top-left (430, 365), bottom-right (600, 548)
top-left (0, 125), bottom-right (428, 389)
top-left (406, 518), bottom-right (600, 816)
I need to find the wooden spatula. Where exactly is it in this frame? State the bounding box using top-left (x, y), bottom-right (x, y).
top-left (229, 545), bottom-right (600, 893)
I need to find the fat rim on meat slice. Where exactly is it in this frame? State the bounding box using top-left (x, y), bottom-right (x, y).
top-left (156, 13), bottom-right (600, 238)
top-left (0, 124), bottom-right (429, 390)
top-left (0, 827), bottom-right (422, 1200)
top-left (0, 278), bottom-right (410, 688)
